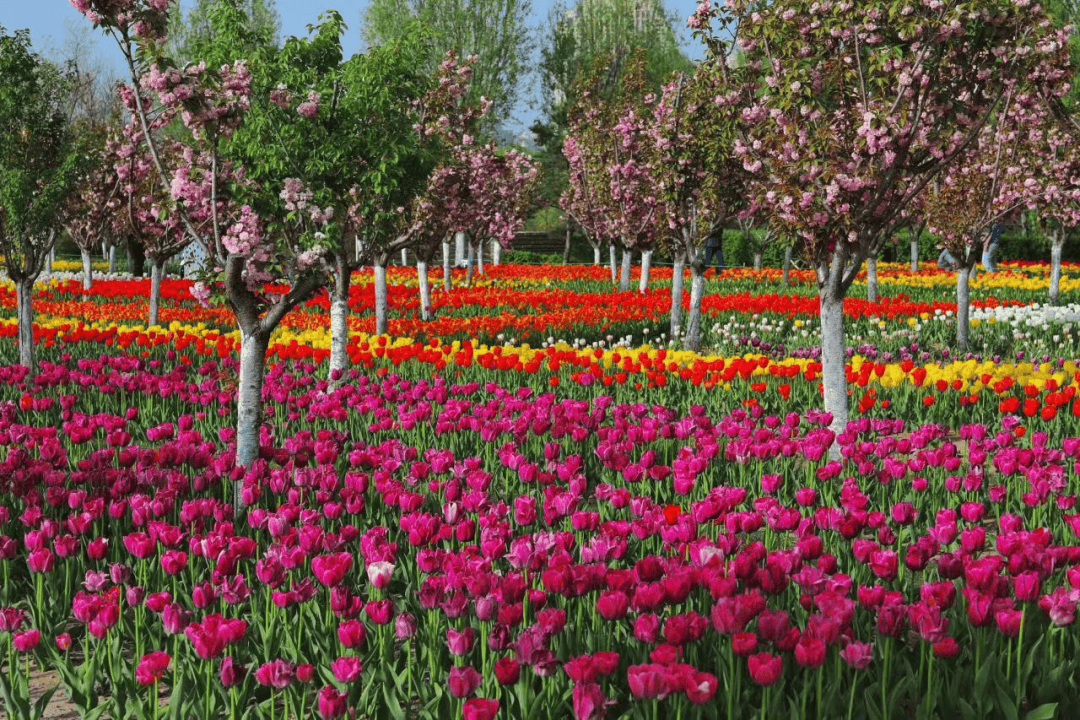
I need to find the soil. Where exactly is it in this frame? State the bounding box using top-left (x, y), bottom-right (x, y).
top-left (1, 669), bottom-right (80, 720)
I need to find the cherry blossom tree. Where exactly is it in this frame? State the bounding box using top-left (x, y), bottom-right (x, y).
top-left (650, 48), bottom-right (749, 350)
top-left (1, 26), bottom-right (86, 372)
top-left (73, 0), bottom-right (328, 508)
top-left (562, 51), bottom-right (661, 292)
top-left (693, 0), bottom-right (1074, 438)
top-left (64, 133), bottom-right (123, 291)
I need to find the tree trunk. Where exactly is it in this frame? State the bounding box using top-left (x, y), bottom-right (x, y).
top-left (102, 242), bottom-right (108, 261)
top-left (108, 245), bottom-right (117, 274)
top-left (328, 252), bottom-right (351, 377)
top-left (476, 242), bottom-right (485, 276)
top-left (593, 244), bottom-right (601, 266)
top-left (443, 240), bottom-right (452, 292)
top-left (670, 250), bottom-right (686, 340)
top-left (1050, 233), bottom-right (1064, 305)
top-left (400, 248), bottom-right (408, 266)
top-left (493, 240), bottom-right (502, 266)
top-left (374, 257), bottom-right (389, 336)
top-left (235, 327), bottom-right (270, 479)
top-left (782, 247), bottom-right (793, 286)
top-left (866, 255), bottom-right (878, 303)
top-left (609, 244), bottom-right (617, 284)
top-left (818, 284), bottom-right (848, 441)
top-left (15, 278), bottom-right (35, 373)
top-left (45, 250), bottom-right (52, 275)
top-left (454, 231), bottom-right (466, 266)
top-left (465, 244), bottom-right (476, 286)
top-left (639, 249), bottom-right (652, 293)
top-left (149, 257), bottom-right (164, 327)
top-left (563, 225), bottom-right (571, 265)
top-left (753, 250), bottom-right (763, 270)
top-left (684, 260), bottom-right (706, 351)
top-left (81, 248), bottom-right (93, 291)
top-left (956, 263), bottom-right (972, 350)
top-left (619, 248), bottom-right (632, 292)
top-left (418, 260), bottom-right (432, 321)
top-left (910, 238), bottom-right (919, 273)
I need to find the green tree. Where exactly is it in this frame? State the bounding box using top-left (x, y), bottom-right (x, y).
top-left (0, 26), bottom-right (86, 372)
top-left (165, 0), bottom-right (281, 64)
top-left (360, 0), bottom-right (534, 133)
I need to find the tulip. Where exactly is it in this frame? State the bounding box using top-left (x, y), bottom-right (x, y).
top-left (311, 552), bottom-right (353, 588)
top-left (331, 656), bottom-right (363, 683)
top-left (493, 657), bottom-right (520, 685)
top-left (366, 561), bottom-right (394, 590)
top-left (462, 698), bottom-right (499, 720)
top-left (219, 657), bottom-right (245, 688)
top-left (337, 619), bottom-right (367, 649)
top-left (839, 641), bottom-right (873, 669)
top-left (13, 629), bottom-right (40, 653)
top-left (447, 627), bottom-right (477, 656)
top-left (747, 653), bottom-right (782, 686)
top-left (135, 651), bottom-right (170, 685)
top-left (572, 682), bottom-right (606, 720)
top-left (317, 686), bottom-right (348, 719)
top-left (255, 659), bottom-right (295, 689)
top-left (448, 666), bottom-right (482, 698)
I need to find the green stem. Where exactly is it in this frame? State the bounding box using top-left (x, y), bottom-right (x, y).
top-left (847, 676), bottom-right (857, 720)
top-left (1015, 609), bottom-right (1025, 705)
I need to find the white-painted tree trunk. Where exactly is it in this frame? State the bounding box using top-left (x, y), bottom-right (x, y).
top-left (609, 245), bottom-right (617, 283)
top-left (108, 245), bottom-right (117, 274)
top-left (1050, 234), bottom-right (1064, 305)
top-left (235, 329), bottom-right (270, 475)
top-left (44, 250), bottom-right (52, 274)
top-left (149, 258), bottom-right (164, 327)
top-left (15, 279), bottom-right (35, 372)
top-left (753, 250), bottom-right (763, 270)
top-left (782, 247), bottom-right (793, 286)
top-left (670, 250), bottom-right (686, 340)
top-left (465, 244), bottom-right (476, 286)
top-left (619, 249), bottom-right (632, 292)
top-left (476, 242), bottom-right (484, 276)
top-left (374, 258), bottom-right (389, 336)
top-left (492, 240), bottom-right (502, 266)
top-left (866, 255), bottom-right (878, 303)
top-left (638, 249), bottom-right (652, 293)
top-left (102, 242), bottom-right (108, 261)
top-left (442, 240), bottom-right (452, 292)
top-left (401, 248), bottom-right (408, 266)
top-left (328, 253), bottom-right (350, 377)
top-left (684, 261), bottom-right (706, 351)
top-left (593, 244), bottom-right (601, 266)
top-left (956, 263), bottom-right (972, 350)
top-left (454, 231), bottom-right (466, 266)
top-left (563, 225), bottom-right (571, 265)
top-left (81, 249), bottom-right (93, 291)
top-left (418, 260), bottom-right (432, 321)
top-left (818, 287), bottom-right (848, 441)
top-left (910, 238), bottom-right (919, 273)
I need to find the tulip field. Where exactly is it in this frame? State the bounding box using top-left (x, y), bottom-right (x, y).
top-left (1, 260), bottom-right (1080, 720)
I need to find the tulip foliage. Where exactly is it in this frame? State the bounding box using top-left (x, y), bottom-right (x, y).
top-left (692, 0), bottom-right (1075, 439)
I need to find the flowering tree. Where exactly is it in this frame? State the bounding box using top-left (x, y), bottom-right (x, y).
top-left (73, 0), bottom-right (329, 508)
top-left (562, 51), bottom-right (661, 292)
top-left (650, 26), bottom-right (749, 350)
top-left (693, 0), bottom-right (1074, 437)
top-left (0, 26), bottom-right (86, 372)
top-left (923, 95), bottom-right (1048, 349)
top-left (64, 133), bottom-right (124, 291)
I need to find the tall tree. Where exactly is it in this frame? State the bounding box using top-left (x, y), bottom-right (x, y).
top-left (693, 0), bottom-right (1073, 440)
top-left (0, 26), bottom-right (86, 372)
top-left (360, 0), bottom-right (533, 133)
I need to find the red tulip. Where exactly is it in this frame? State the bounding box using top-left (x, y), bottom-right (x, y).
top-left (493, 657), bottom-right (520, 685)
top-left (462, 698), bottom-right (499, 720)
top-left (747, 653), bottom-right (782, 686)
top-left (627, 664), bottom-right (672, 700)
top-left (794, 634), bottom-right (826, 668)
top-left (448, 666), bottom-right (482, 698)
top-left (685, 671), bottom-right (718, 704)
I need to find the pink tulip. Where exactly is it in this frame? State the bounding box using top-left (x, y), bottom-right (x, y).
top-left (330, 656), bottom-right (362, 683)
top-left (255, 659), bottom-right (295, 689)
top-left (317, 686), bottom-right (348, 718)
top-left (13, 629), bottom-right (40, 653)
top-left (135, 651), bottom-right (170, 685)
top-left (448, 666), bottom-right (482, 698)
top-left (462, 698), bottom-right (499, 720)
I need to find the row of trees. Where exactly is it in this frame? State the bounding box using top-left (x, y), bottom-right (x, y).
top-left (560, 0), bottom-right (1078, 441)
top-left (2, 2), bottom-right (538, 513)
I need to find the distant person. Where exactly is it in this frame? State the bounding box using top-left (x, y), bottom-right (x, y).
top-left (937, 249), bottom-right (959, 271)
top-left (703, 230), bottom-right (724, 272)
top-left (983, 223), bottom-right (1004, 272)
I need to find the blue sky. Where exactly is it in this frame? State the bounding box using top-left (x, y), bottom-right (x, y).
top-left (5, 0), bottom-right (707, 137)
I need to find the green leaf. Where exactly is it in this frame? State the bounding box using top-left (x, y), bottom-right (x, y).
top-left (1025, 704), bottom-right (1059, 720)
top-left (32, 686), bottom-right (60, 720)
top-left (994, 684), bottom-right (1019, 720)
